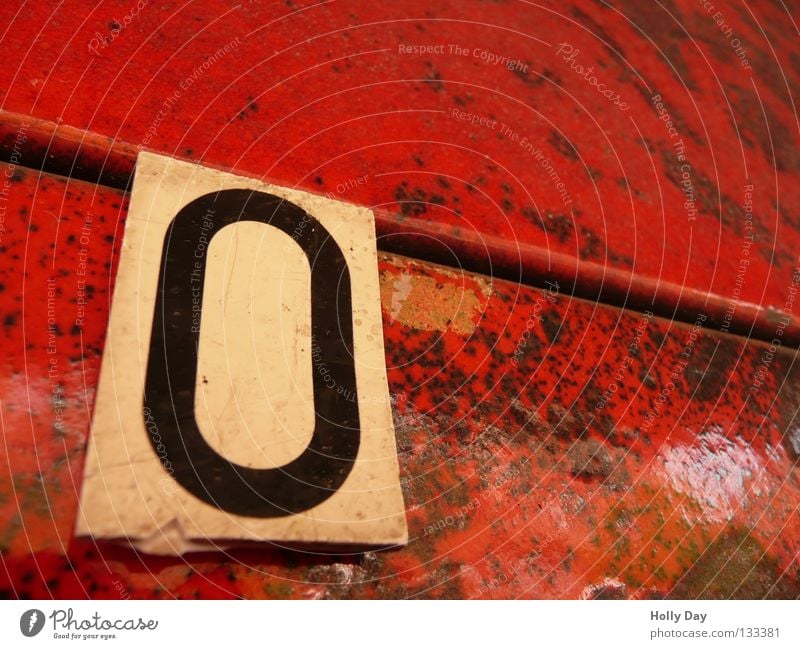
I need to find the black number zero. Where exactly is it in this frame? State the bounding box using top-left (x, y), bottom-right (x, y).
top-left (144, 189), bottom-right (360, 517)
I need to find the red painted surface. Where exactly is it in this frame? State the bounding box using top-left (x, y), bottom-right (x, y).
top-left (1, 1), bottom-right (800, 342)
top-left (1, 164), bottom-right (798, 598)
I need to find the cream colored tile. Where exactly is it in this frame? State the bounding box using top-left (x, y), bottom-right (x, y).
top-left (76, 152), bottom-right (407, 554)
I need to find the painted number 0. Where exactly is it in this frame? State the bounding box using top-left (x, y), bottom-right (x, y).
top-left (144, 189), bottom-right (360, 517)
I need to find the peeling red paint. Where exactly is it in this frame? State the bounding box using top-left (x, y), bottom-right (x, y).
top-left (2, 0), bottom-right (800, 600)
top-left (1, 164), bottom-right (799, 599)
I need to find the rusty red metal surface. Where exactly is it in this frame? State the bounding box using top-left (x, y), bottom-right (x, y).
top-left (1, 163), bottom-right (798, 598)
top-left (1, 1), bottom-right (800, 342)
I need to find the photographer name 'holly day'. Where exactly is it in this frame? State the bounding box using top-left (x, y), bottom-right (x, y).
top-left (652, 610), bottom-right (708, 624)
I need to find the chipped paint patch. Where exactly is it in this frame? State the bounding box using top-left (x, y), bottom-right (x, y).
top-left (378, 254), bottom-right (491, 335)
top-left (387, 270), bottom-right (413, 323)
